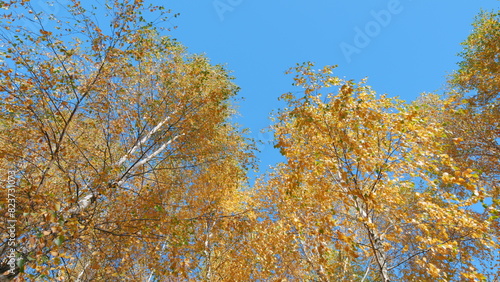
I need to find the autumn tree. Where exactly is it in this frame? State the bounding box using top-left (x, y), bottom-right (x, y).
top-left (435, 9), bottom-right (500, 281)
top-left (252, 63), bottom-right (498, 281)
top-left (451, 10), bottom-right (500, 105)
top-left (444, 9), bottom-right (500, 217)
top-left (0, 0), bottom-right (253, 280)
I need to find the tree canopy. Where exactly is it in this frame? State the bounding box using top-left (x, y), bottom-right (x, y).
top-left (0, 1), bottom-right (498, 281)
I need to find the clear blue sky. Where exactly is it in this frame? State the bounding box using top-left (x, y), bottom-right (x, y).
top-left (163, 0), bottom-right (499, 177)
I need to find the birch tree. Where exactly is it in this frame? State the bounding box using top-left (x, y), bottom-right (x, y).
top-left (0, 0), bottom-right (253, 280)
top-left (254, 63), bottom-right (498, 281)
top-left (446, 9), bottom-right (499, 211)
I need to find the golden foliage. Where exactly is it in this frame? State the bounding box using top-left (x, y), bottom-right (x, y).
top-left (0, 2), bottom-right (498, 281)
top-left (0, 1), bottom-right (253, 280)
top-left (253, 63), bottom-right (498, 281)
